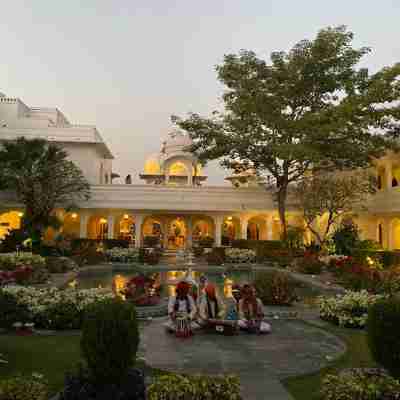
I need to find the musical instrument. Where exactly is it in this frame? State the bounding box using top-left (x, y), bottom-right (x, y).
top-left (175, 312), bottom-right (192, 338)
top-left (207, 319), bottom-right (238, 336)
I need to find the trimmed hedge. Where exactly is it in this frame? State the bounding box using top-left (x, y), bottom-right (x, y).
top-left (352, 250), bottom-right (400, 269)
top-left (71, 239), bottom-right (130, 251)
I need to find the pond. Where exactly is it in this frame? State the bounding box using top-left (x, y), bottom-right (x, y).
top-left (71, 267), bottom-right (255, 299)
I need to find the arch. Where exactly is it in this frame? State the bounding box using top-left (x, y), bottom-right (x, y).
top-left (62, 212), bottom-right (80, 238)
top-left (192, 215), bottom-right (215, 245)
top-left (115, 214), bottom-right (135, 242)
top-left (247, 216), bottom-right (268, 240)
top-left (391, 219), bottom-right (400, 250)
top-left (377, 166), bottom-right (385, 190)
top-left (142, 216), bottom-right (164, 247)
top-left (88, 215), bottom-right (108, 240)
top-left (0, 210), bottom-right (23, 239)
top-left (167, 217), bottom-right (186, 249)
top-left (222, 216), bottom-right (240, 245)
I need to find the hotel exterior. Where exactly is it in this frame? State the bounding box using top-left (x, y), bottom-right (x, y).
top-left (1, 93), bottom-right (400, 250)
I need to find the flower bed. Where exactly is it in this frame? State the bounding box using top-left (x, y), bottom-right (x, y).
top-left (318, 290), bottom-right (386, 328)
top-left (0, 252), bottom-right (48, 285)
top-left (104, 247), bottom-right (139, 263)
top-left (0, 285), bottom-right (113, 330)
top-left (225, 248), bottom-right (256, 263)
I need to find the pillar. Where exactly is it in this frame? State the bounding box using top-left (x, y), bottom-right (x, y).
top-left (107, 215), bottom-right (115, 240)
top-left (80, 212), bottom-right (89, 239)
top-left (186, 216), bottom-right (193, 249)
top-left (134, 215), bottom-right (144, 248)
top-left (386, 160), bottom-right (393, 190)
top-left (266, 215), bottom-right (273, 240)
top-left (162, 219), bottom-right (169, 249)
top-left (387, 219), bottom-right (393, 250)
top-left (240, 216), bottom-right (248, 240)
top-left (214, 215), bottom-right (223, 247)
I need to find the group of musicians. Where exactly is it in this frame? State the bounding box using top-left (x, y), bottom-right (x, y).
top-left (165, 279), bottom-right (271, 336)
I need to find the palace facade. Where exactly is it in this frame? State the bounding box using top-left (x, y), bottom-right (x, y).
top-left (1, 93), bottom-right (400, 250)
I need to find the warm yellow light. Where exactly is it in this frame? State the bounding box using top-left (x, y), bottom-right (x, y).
top-left (366, 256), bottom-right (374, 266)
top-left (227, 216), bottom-right (233, 221)
top-left (71, 213), bottom-right (78, 219)
top-left (100, 218), bottom-right (107, 224)
top-left (18, 212), bottom-right (24, 218)
top-left (123, 214), bottom-right (129, 220)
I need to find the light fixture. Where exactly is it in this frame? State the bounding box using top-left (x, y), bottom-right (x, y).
top-left (100, 218), bottom-right (107, 224)
top-left (17, 212), bottom-right (24, 218)
top-left (71, 213), bottom-right (78, 219)
top-left (123, 214), bottom-right (129, 219)
top-left (227, 216), bottom-right (233, 221)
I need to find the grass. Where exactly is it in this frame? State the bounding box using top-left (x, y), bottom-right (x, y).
top-left (283, 323), bottom-right (376, 400)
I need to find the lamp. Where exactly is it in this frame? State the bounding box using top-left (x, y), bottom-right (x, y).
top-left (71, 213), bottom-right (78, 219)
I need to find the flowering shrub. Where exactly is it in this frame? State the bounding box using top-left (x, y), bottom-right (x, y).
top-left (0, 373), bottom-right (49, 400)
top-left (225, 248), bottom-right (256, 264)
top-left (321, 368), bottom-right (400, 400)
top-left (0, 253), bottom-right (46, 270)
top-left (295, 251), bottom-right (325, 274)
top-left (104, 247), bottom-right (139, 263)
top-left (318, 290), bottom-right (386, 328)
top-left (0, 285), bottom-right (113, 330)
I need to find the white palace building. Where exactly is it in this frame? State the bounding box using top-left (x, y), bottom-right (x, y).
top-left (1, 93), bottom-right (400, 250)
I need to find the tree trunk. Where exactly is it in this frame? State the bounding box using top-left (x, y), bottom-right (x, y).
top-left (277, 185), bottom-right (288, 240)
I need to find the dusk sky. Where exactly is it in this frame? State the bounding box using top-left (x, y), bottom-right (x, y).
top-left (1, 0), bottom-right (399, 184)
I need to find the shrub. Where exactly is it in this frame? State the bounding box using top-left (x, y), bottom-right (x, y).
top-left (367, 298), bottom-right (400, 379)
top-left (253, 271), bottom-right (298, 306)
top-left (319, 290), bottom-right (386, 328)
top-left (206, 247), bottom-right (225, 265)
top-left (81, 298), bottom-right (139, 384)
top-left (295, 252), bottom-right (324, 275)
top-left (332, 222), bottom-right (360, 256)
top-left (0, 374), bottom-right (49, 400)
top-left (282, 226), bottom-right (305, 250)
top-left (321, 368), bottom-right (400, 400)
top-left (193, 246), bottom-right (204, 257)
top-left (0, 229), bottom-right (30, 253)
top-left (0, 290), bottom-right (30, 329)
top-left (37, 301), bottom-right (82, 330)
top-left (45, 256), bottom-right (77, 273)
top-left (104, 247), bottom-right (139, 263)
top-left (225, 248), bottom-right (256, 263)
top-left (199, 236), bottom-right (214, 248)
top-left (148, 373), bottom-right (242, 400)
top-left (143, 236), bottom-right (160, 248)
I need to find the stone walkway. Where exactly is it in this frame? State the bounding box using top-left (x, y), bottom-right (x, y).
top-left (140, 317), bottom-right (346, 400)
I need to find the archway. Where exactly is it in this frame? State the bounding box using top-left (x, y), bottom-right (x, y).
top-left (167, 218), bottom-right (186, 249)
top-left (142, 216), bottom-right (163, 247)
top-left (88, 215), bottom-right (108, 240)
top-left (247, 216), bottom-right (268, 240)
top-left (391, 219), bottom-right (400, 250)
top-left (62, 212), bottom-right (80, 238)
top-left (0, 210), bottom-right (23, 239)
top-left (192, 216), bottom-right (215, 246)
top-left (222, 216), bottom-right (240, 245)
top-left (168, 161), bottom-right (190, 185)
top-left (116, 214), bottom-right (135, 242)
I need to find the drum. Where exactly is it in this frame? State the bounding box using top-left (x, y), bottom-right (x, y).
top-left (175, 312), bottom-right (192, 338)
top-left (208, 319), bottom-right (238, 336)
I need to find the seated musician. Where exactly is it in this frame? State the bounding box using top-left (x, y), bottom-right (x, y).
top-left (226, 284), bottom-right (241, 321)
top-left (165, 281), bottom-right (199, 334)
top-left (238, 284), bottom-right (271, 334)
top-left (198, 283), bottom-right (225, 327)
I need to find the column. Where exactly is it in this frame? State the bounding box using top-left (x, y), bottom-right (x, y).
top-left (386, 160), bottom-right (393, 190)
top-left (214, 215), bottom-right (223, 247)
top-left (162, 219), bottom-right (169, 249)
top-left (107, 215), bottom-right (115, 240)
top-left (266, 215), bottom-right (273, 240)
top-left (186, 216), bottom-right (193, 249)
top-left (387, 219), bottom-right (393, 250)
top-left (240, 216), bottom-right (248, 240)
top-left (79, 212), bottom-right (89, 239)
top-left (134, 215), bottom-right (144, 248)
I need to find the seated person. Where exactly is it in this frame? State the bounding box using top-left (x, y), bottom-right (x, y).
top-left (198, 283), bottom-right (225, 327)
top-left (238, 284), bottom-right (271, 334)
top-left (226, 284), bottom-right (241, 321)
top-left (164, 281), bottom-right (199, 335)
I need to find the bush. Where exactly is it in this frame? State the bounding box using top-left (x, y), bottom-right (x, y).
top-left (367, 298), bottom-right (400, 379)
top-left (104, 247), bottom-right (139, 263)
top-left (0, 229), bottom-right (30, 253)
top-left (225, 248), bottom-right (256, 263)
top-left (37, 301), bottom-right (82, 330)
top-left (45, 256), bottom-right (77, 273)
top-left (319, 290), bottom-right (386, 328)
top-left (71, 239), bottom-right (130, 251)
top-left (81, 298), bottom-right (139, 384)
top-left (199, 236), bottom-right (214, 248)
top-left (0, 374), bottom-right (49, 400)
top-left (282, 226), bottom-right (305, 250)
top-left (295, 252), bottom-right (324, 274)
top-left (143, 236), bottom-right (160, 248)
top-left (206, 247), bottom-right (225, 265)
top-left (193, 246), bottom-right (204, 257)
top-left (253, 271), bottom-right (298, 306)
top-left (148, 373), bottom-right (242, 400)
top-left (321, 368), bottom-right (400, 400)
top-left (0, 290), bottom-right (30, 329)
top-left (332, 222), bottom-right (360, 256)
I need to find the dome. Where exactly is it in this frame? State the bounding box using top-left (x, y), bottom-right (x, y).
top-left (162, 131), bottom-right (192, 155)
top-left (144, 153), bottom-right (162, 175)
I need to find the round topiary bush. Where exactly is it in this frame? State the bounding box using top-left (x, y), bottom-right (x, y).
top-left (367, 297), bottom-right (400, 379)
top-left (80, 298), bottom-right (139, 384)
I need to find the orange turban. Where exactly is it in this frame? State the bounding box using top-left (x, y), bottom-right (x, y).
top-left (205, 283), bottom-right (216, 299)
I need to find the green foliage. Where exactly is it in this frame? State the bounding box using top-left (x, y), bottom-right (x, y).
top-left (0, 137), bottom-right (90, 244)
top-left (367, 298), bottom-right (400, 379)
top-left (199, 236), bottom-right (214, 248)
top-left (206, 247), bottom-right (225, 265)
top-left (80, 298), bottom-right (139, 384)
top-left (193, 246), bottom-right (205, 257)
top-left (0, 229), bottom-right (29, 253)
top-left (0, 291), bottom-right (30, 329)
top-left (148, 373), bottom-right (242, 400)
top-left (37, 301), bottom-right (81, 330)
top-left (321, 369), bottom-right (400, 400)
top-left (143, 236), bottom-right (160, 248)
top-left (0, 374), bottom-right (49, 400)
top-left (253, 271), bottom-right (298, 305)
top-left (173, 26), bottom-right (400, 237)
top-left (231, 240), bottom-right (286, 262)
top-left (332, 222), bottom-right (360, 255)
top-left (295, 255), bottom-right (325, 275)
top-left (282, 226), bottom-right (305, 250)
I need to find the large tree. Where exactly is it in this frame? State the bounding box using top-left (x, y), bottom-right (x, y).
top-left (173, 26), bottom-right (400, 238)
top-left (294, 170), bottom-right (376, 247)
top-left (0, 137), bottom-right (90, 246)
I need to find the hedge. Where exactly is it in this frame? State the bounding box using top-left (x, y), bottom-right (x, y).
top-left (352, 250), bottom-right (400, 269)
top-left (71, 239), bottom-right (130, 251)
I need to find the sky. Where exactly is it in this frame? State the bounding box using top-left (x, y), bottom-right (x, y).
top-left (1, 0), bottom-right (399, 184)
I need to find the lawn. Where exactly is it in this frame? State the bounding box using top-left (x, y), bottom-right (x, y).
top-left (283, 323), bottom-right (376, 400)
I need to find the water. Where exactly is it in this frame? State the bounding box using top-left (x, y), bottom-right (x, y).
top-left (71, 267), bottom-right (254, 299)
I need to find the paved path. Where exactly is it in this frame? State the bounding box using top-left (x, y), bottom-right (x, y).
top-left (140, 317), bottom-right (345, 400)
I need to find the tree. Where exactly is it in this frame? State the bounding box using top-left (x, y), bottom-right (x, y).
top-left (172, 26), bottom-right (400, 238)
top-left (0, 137), bottom-right (90, 248)
top-left (293, 170), bottom-right (376, 247)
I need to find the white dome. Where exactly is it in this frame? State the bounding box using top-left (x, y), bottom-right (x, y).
top-left (163, 131), bottom-right (192, 155)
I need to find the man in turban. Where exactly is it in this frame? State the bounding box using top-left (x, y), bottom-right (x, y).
top-left (198, 283), bottom-right (225, 327)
